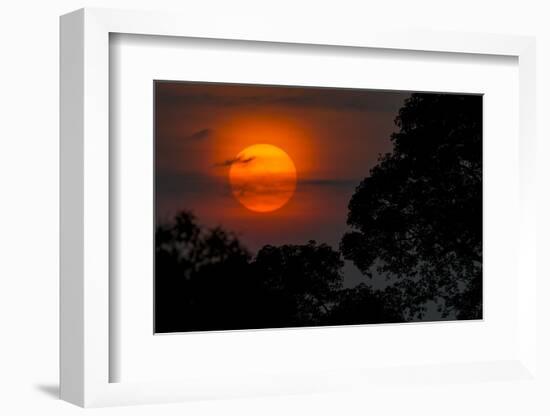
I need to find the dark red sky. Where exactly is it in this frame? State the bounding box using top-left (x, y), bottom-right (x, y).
top-left (155, 82), bottom-right (410, 285)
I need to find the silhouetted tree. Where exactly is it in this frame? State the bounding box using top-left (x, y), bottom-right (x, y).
top-left (341, 94), bottom-right (482, 320)
top-left (328, 283), bottom-right (404, 325)
top-left (155, 213), bottom-right (348, 331)
top-left (155, 211), bottom-right (254, 332)
top-left (252, 241), bottom-right (344, 326)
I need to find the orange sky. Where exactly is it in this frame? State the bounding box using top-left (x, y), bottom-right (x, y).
top-left (155, 81), bottom-right (410, 282)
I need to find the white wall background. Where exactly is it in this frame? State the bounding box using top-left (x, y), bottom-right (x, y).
top-left (0, 1), bottom-right (548, 415)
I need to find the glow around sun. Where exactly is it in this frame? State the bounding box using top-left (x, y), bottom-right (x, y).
top-left (229, 144), bottom-right (297, 213)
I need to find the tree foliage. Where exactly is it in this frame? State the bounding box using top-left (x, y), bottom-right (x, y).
top-left (253, 241), bottom-right (344, 325)
top-left (341, 94), bottom-right (482, 319)
top-left (155, 211), bottom-right (253, 332)
top-left (155, 212), bottom-right (351, 331)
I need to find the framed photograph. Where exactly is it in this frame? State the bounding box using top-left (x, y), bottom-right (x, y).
top-left (153, 81), bottom-right (483, 334)
top-left (60, 8), bottom-right (538, 407)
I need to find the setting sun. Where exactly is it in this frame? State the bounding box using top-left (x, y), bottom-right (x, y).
top-left (229, 144), bottom-right (297, 213)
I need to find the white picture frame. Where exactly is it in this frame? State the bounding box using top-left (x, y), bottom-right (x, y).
top-left (60, 7), bottom-right (537, 407)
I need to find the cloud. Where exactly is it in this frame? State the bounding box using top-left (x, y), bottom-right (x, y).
top-left (155, 170), bottom-right (229, 197)
top-left (299, 178), bottom-right (359, 188)
top-left (213, 155), bottom-right (256, 168)
top-left (268, 92), bottom-right (409, 113)
top-left (231, 179), bottom-right (295, 197)
top-left (186, 128), bottom-right (212, 141)
top-left (156, 82), bottom-right (411, 113)
top-left (156, 89), bottom-right (263, 108)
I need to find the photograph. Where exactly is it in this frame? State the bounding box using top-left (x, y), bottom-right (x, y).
top-left (154, 81), bottom-right (483, 333)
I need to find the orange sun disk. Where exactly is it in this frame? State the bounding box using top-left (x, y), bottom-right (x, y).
top-left (229, 144), bottom-right (297, 213)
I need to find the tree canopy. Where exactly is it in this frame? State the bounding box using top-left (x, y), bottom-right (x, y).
top-left (252, 241), bottom-right (344, 325)
top-left (155, 212), bottom-right (353, 331)
top-left (341, 93), bottom-right (482, 320)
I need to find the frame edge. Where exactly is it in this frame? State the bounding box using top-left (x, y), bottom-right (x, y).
top-left (59, 8), bottom-right (85, 407)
